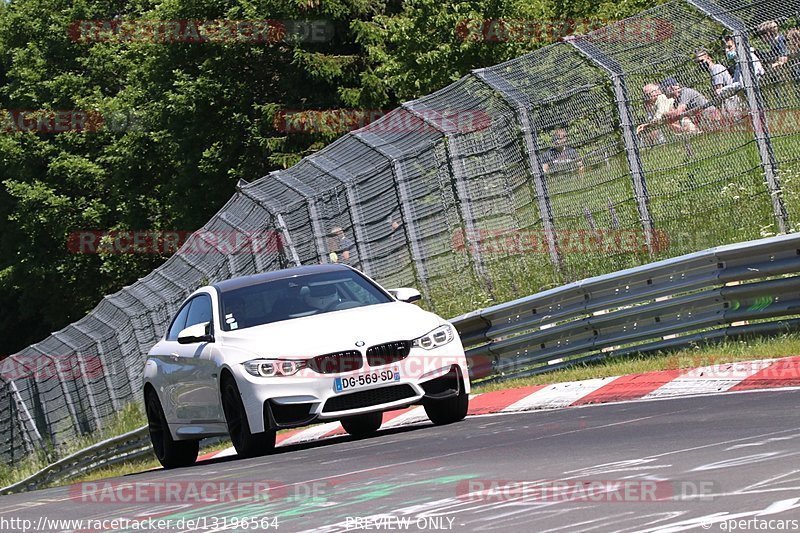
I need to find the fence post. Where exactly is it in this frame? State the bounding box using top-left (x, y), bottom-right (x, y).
top-left (232, 183), bottom-right (302, 269)
top-left (565, 37), bottom-right (656, 254)
top-left (67, 322), bottom-right (121, 413)
top-left (9, 381), bottom-right (43, 449)
top-left (13, 357), bottom-right (57, 450)
top-left (402, 102), bottom-right (493, 294)
top-left (272, 172), bottom-right (329, 264)
top-left (306, 158), bottom-right (375, 276)
top-left (351, 131), bottom-right (432, 299)
top-left (471, 68), bottom-right (563, 273)
top-left (52, 332), bottom-right (102, 432)
top-left (276, 214), bottom-right (301, 267)
top-left (100, 297), bottom-right (142, 398)
top-left (28, 345), bottom-right (84, 438)
top-left (684, 0), bottom-right (789, 234)
top-left (195, 230), bottom-right (239, 278)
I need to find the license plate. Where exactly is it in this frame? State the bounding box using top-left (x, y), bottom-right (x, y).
top-left (334, 369), bottom-right (400, 393)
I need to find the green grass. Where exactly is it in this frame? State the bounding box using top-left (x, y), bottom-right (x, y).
top-left (11, 89), bottom-right (800, 493)
top-left (475, 332), bottom-right (800, 392)
top-left (418, 119), bottom-right (800, 319)
top-left (67, 436), bottom-right (234, 486)
top-left (7, 331), bottom-right (800, 491)
top-left (0, 402), bottom-right (146, 489)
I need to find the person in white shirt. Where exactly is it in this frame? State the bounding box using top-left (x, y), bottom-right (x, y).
top-left (636, 83), bottom-right (699, 139)
top-left (695, 48), bottom-right (742, 115)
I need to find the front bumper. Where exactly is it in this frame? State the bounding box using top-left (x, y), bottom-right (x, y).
top-left (231, 344), bottom-right (469, 433)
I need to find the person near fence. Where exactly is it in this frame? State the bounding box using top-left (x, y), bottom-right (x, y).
top-left (661, 77), bottom-right (719, 132)
top-left (327, 226), bottom-right (359, 268)
top-left (787, 28), bottom-right (800, 84)
top-left (385, 213), bottom-right (405, 252)
top-left (541, 127), bottom-right (584, 176)
top-left (637, 83), bottom-right (700, 140)
top-left (695, 48), bottom-right (743, 115)
top-left (720, 35), bottom-right (765, 96)
top-left (758, 20), bottom-right (789, 71)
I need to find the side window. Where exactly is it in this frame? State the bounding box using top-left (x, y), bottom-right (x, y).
top-left (185, 294), bottom-right (213, 330)
top-left (166, 302), bottom-right (191, 341)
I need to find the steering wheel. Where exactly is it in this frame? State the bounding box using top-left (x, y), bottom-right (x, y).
top-left (323, 299), bottom-right (360, 312)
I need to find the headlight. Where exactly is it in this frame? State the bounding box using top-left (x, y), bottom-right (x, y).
top-left (412, 324), bottom-right (454, 350)
top-left (243, 359), bottom-right (305, 377)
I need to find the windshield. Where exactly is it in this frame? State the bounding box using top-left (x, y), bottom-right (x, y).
top-left (219, 269), bottom-right (393, 331)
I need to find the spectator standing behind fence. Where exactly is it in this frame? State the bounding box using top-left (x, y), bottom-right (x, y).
top-left (541, 128), bottom-right (584, 176)
top-left (788, 28), bottom-right (800, 83)
top-left (637, 83), bottom-right (699, 140)
top-left (758, 21), bottom-right (789, 71)
top-left (718, 36), bottom-right (765, 98)
top-left (661, 77), bottom-right (718, 131)
top-left (385, 213), bottom-right (406, 252)
top-left (695, 48), bottom-right (742, 115)
top-left (327, 226), bottom-right (359, 267)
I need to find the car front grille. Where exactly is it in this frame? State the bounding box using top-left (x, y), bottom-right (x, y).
top-left (307, 350), bottom-right (363, 374)
top-left (322, 384), bottom-right (416, 413)
top-left (366, 340), bottom-right (411, 367)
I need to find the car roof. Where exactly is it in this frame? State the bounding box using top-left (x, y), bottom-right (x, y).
top-left (213, 264), bottom-right (352, 293)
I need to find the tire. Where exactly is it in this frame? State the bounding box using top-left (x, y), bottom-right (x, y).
top-left (341, 411), bottom-right (383, 438)
top-left (145, 388), bottom-right (199, 469)
top-left (423, 389), bottom-right (469, 426)
top-left (221, 375), bottom-right (276, 458)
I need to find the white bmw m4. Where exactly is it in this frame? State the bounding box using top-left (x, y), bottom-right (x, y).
top-left (143, 264), bottom-right (470, 468)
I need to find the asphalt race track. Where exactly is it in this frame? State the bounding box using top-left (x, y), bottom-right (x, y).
top-left (2, 389), bottom-right (800, 532)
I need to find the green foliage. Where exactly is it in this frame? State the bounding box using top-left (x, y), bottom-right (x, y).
top-left (358, 0), bottom-right (669, 102)
top-left (0, 0), bottom-right (388, 353)
top-left (0, 0), bottom-right (666, 354)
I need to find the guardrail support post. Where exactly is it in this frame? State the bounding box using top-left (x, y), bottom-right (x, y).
top-left (472, 69), bottom-right (563, 273)
top-left (565, 37), bottom-right (656, 254)
top-left (684, 0), bottom-right (789, 234)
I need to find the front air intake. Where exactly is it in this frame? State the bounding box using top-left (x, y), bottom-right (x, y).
top-left (322, 384), bottom-right (416, 413)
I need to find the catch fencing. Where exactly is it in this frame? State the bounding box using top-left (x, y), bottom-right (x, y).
top-left (2, 0), bottom-right (800, 464)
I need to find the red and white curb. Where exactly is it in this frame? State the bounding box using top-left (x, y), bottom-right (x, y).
top-left (197, 355), bottom-right (800, 462)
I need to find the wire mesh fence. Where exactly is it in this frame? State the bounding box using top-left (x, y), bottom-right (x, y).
top-left (2, 0), bottom-right (799, 464)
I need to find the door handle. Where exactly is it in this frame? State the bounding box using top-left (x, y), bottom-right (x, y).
top-left (169, 353), bottom-right (180, 361)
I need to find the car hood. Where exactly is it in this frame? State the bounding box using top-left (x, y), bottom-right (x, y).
top-left (219, 302), bottom-right (443, 359)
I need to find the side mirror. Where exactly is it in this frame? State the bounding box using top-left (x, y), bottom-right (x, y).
top-left (177, 322), bottom-right (214, 344)
top-left (389, 287), bottom-right (422, 304)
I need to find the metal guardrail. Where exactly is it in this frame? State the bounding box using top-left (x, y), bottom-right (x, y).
top-left (0, 426), bottom-right (150, 496)
top-left (5, 0), bottom-right (800, 467)
top-left (7, 232), bottom-right (800, 494)
top-left (452, 233), bottom-right (800, 382)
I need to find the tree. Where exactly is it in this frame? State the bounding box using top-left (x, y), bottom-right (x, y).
top-left (0, 0), bottom-right (389, 354)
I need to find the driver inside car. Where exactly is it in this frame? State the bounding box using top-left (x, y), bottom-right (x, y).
top-left (303, 283), bottom-right (340, 312)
